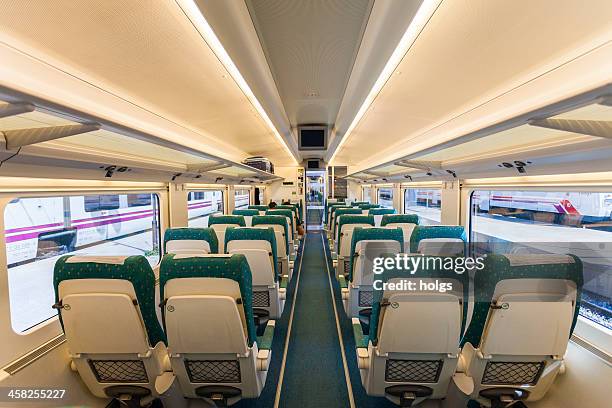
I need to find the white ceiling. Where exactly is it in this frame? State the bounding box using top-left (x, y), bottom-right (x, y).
top-left (332, 0), bottom-right (612, 168)
top-left (0, 0), bottom-right (297, 165)
top-left (245, 0), bottom-right (373, 127)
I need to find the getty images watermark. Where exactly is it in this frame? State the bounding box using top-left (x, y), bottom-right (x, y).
top-left (371, 254), bottom-right (485, 293)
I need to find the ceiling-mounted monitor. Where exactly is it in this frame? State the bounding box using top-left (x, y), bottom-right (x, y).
top-left (298, 125), bottom-right (327, 150)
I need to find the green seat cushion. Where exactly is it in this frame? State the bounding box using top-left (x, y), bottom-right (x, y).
top-left (336, 215), bottom-right (375, 254)
top-left (208, 215), bottom-right (246, 227)
top-left (409, 225), bottom-right (466, 253)
top-left (380, 214), bottom-right (419, 226)
top-left (232, 209), bottom-right (259, 216)
top-left (368, 208), bottom-right (396, 216)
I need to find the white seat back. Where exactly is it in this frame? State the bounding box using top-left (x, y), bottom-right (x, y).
top-left (164, 277), bottom-right (248, 355)
top-left (166, 239), bottom-right (211, 256)
top-left (210, 224), bottom-right (240, 253)
top-left (417, 238), bottom-right (464, 256)
top-left (229, 249), bottom-right (275, 287)
top-left (384, 223), bottom-right (416, 252)
top-left (353, 240), bottom-right (401, 286)
top-left (338, 224), bottom-right (371, 257)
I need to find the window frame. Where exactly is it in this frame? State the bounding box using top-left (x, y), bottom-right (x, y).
top-left (234, 187), bottom-right (251, 210)
top-left (402, 187), bottom-right (443, 225)
top-left (0, 186), bottom-right (166, 366)
top-left (463, 184), bottom-right (612, 355)
top-left (187, 189), bottom-right (225, 227)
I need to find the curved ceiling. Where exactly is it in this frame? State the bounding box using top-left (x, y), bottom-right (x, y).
top-left (0, 0), bottom-right (297, 165)
top-left (331, 0), bottom-right (612, 169)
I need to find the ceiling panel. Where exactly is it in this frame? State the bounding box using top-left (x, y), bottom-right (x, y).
top-left (246, 0), bottom-right (373, 126)
top-left (333, 0), bottom-right (612, 166)
top-left (414, 125), bottom-right (599, 165)
top-left (0, 0), bottom-right (295, 165)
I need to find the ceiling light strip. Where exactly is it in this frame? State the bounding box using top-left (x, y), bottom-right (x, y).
top-left (176, 0), bottom-right (298, 165)
top-left (329, 0), bottom-right (442, 164)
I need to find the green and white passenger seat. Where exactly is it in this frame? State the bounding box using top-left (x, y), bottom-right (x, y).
top-left (450, 254), bottom-right (583, 408)
top-left (343, 227), bottom-right (403, 324)
top-left (381, 214), bottom-right (419, 252)
top-left (368, 208), bottom-right (397, 227)
top-left (248, 205), bottom-right (269, 216)
top-left (353, 255), bottom-right (469, 407)
top-left (225, 227), bottom-right (285, 319)
top-left (327, 205), bottom-right (351, 241)
top-left (159, 254), bottom-right (274, 406)
top-left (335, 214), bottom-right (375, 278)
top-left (331, 208), bottom-right (363, 254)
top-left (232, 209), bottom-right (260, 226)
top-left (265, 209), bottom-right (297, 250)
top-left (208, 215), bottom-right (246, 253)
top-left (410, 225), bottom-right (467, 256)
top-left (252, 215), bottom-right (293, 279)
top-left (164, 227), bottom-right (219, 255)
top-left (53, 255), bottom-right (173, 405)
top-left (358, 203), bottom-right (381, 215)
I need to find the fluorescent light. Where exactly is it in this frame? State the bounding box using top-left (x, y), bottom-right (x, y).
top-left (176, 0), bottom-right (298, 165)
top-left (329, 0), bottom-right (442, 165)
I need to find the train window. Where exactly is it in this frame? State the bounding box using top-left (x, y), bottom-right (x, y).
top-left (404, 188), bottom-right (441, 225)
top-left (470, 190), bottom-right (612, 331)
top-left (362, 187), bottom-right (372, 203)
top-left (4, 193), bottom-right (161, 333)
top-left (188, 190), bottom-right (224, 227)
top-left (234, 188), bottom-right (250, 209)
top-left (127, 193), bottom-right (152, 207)
top-left (84, 194), bottom-right (120, 212)
top-left (377, 188), bottom-right (393, 207)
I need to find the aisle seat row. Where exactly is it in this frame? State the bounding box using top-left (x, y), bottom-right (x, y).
top-left (324, 208), bottom-right (582, 407)
top-left (53, 223), bottom-right (304, 407)
top-left (349, 252), bottom-right (582, 408)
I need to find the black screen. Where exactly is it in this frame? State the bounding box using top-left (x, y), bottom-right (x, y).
top-left (300, 129), bottom-right (325, 148)
top-left (307, 160), bottom-right (320, 169)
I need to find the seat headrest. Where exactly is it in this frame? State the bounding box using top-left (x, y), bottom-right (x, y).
top-left (248, 205), bottom-right (269, 211)
top-left (334, 208), bottom-right (363, 219)
top-left (410, 225), bottom-right (466, 252)
top-left (358, 203), bottom-right (381, 210)
top-left (381, 214), bottom-right (419, 226)
top-left (208, 215), bottom-right (246, 227)
top-left (368, 208), bottom-right (396, 216)
top-left (164, 227), bottom-right (219, 254)
top-left (65, 255), bottom-right (129, 265)
top-left (418, 238), bottom-right (465, 256)
top-left (337, 215), bottom-right (375, 231)
top-left (54, 255), bottom-right (166, 346)
top-left (265, 209), bottom-right (293, 219)
top-left (159, 253), bottom-right (257, 346)
top-left (232, 209), bottom-right (259, 216)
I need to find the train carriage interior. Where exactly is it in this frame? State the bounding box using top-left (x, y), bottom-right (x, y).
top-left (0, 1), bottom-right (611, 407)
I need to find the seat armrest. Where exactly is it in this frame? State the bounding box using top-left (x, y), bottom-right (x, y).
top-left (352, 318), bottom-right (369, 349)
top-left (257, 320), bottom-right (275, 351)
top-left (280, 276), bottom-right (289, 289)
top-left (338, 274), bottom-right (348, 289)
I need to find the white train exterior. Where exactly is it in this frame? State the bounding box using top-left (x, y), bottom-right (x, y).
top-left (5, 192), bottom-right (249, 266)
